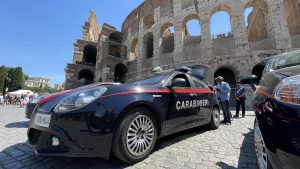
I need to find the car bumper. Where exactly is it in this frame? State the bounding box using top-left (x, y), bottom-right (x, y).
top-left (27, 109), bottom-right (119, 159)
top-left (255, 100), bottom-right (300, 169)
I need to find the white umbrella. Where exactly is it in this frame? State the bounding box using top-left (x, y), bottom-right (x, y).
top-left (8, 90), bottom-right (34, 97)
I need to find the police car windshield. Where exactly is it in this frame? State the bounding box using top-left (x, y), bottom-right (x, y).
top-left (128, 72), bottom-right (170, 85)
top-left (273, 51), bottom-right (300, 70)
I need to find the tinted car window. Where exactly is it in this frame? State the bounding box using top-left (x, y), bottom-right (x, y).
top-left (192, 76), bottom-right (208, 88)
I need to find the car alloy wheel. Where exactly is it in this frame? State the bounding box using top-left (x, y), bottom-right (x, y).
top-left (126, 115), bottom-right (155, 157)
top-left (254, 120), bottom-right (268, 169)
top-left (213, 108), bottom-right (220, 126)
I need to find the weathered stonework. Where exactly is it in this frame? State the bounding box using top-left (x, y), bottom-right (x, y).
top-left (65, 0), bottom-right (300, 108)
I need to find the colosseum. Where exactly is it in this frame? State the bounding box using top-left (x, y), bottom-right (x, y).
top-left (65, 0), bottom-right (300, 106)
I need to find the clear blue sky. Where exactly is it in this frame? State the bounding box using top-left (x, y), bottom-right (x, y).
top-left (0, 1), bottom-right (252, 86)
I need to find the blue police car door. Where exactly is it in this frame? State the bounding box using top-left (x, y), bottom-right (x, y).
top-left (165, 73), bottom-right (199, 132)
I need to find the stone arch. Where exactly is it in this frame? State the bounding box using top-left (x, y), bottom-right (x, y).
top-left (182, 14), bottom-right (202, 46)
top-left (109, 45), bottom-right (121, 58)
top-left (78, 69), bottom-right (95, 85)
top-left (214, 66), bottom-right (237, 106)
top-left (114, 63), bottom-right (128, 83)
top-left (129, 38), bottom-right (138, 61)
top-left (160, 23), bottom-right (175, 54)
top-left (144, 32), bottom-right (154, 59)
top-left (214, 67), bottom-right (237, 87)
top-left (210, 4), bottom-right (232, 16)
top-left (82, 44), bottom-right (97, 65)
top-left (244, 0), bottom-right (269, 42)
top-left (144, 14), bottom-right (154, 29)
top-left (284, 0), bottom-right (300, 35)
top-left (109, 32), bottom-right (123, 44)
top-left (210, 5), bottom-right (233, 39)
top-left (183, 14), bottom-right (201, 36)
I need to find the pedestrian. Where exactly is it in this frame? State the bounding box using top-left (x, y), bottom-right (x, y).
top-left (234, 82), bottom-right (246, 118)
top-left (215, 76), bottom-right (232, 124)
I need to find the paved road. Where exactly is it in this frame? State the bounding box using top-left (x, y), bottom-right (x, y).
top-left (0, 106), bottom-right (257, 169)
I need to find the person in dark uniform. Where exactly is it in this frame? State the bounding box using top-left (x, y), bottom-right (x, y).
top-left (234, 82), bottom-right (246, 118)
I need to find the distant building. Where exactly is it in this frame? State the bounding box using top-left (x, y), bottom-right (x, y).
top-left (54, 83), bottom-right (65, 91)
top-left (25, 77), bottom-right (51, 88)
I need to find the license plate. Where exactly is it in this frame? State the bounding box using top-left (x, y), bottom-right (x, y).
top-left (34, 113), bottom-right (51, 128)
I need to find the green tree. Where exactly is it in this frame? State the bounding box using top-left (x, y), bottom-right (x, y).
top-left (0, 66), bottom-right (10, 95)
top-left (7, 67), bottom-right (24, 92)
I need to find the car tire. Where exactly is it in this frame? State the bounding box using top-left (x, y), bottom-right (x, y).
top-left (209, 107), bottom-right (220, 130)
top-left (254, 119), bottom-right (273, 169)
top-left (112, 107), bottom-right (157, 164)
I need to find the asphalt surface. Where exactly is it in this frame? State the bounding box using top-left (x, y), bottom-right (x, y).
top-left (0, 105), bottom-right (258, 169)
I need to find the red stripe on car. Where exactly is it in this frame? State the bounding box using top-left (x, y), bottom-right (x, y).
top-left (100, 88), bottom-right (213, 99)
top-left (256, 89), bottom-right (273, 98)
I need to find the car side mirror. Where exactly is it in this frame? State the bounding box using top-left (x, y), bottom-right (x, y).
top-left (171, 78), bottom-right (187, 88)
top-left (240, 75), bottom-right (259, 91)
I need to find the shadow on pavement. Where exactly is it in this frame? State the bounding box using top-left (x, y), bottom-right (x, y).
top-left (5, 121), bottom-right (29, 128)
top-left (216, 128), bottom-right (258, 169)
top-left (0, 126), bottom-right (210, 168)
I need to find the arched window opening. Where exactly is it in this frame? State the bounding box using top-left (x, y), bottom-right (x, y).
top-left (214, 68), bottom-right (236, 87)
top-left (130, 38), bottom-right (138, 61)
top-left (78, 69), bottom-right (95, 85)
top-left (144, 32), bottom-right (154, 59)
top-left (109, 45), bottom-right (121, 58)
top-left (160, 23), bottom-right (175, 54)
top-left (284, 0), bottom-right (300, 35)
top-left (245, 0), bottom-right (269, 42)
top-left (214, 67), bottom-right (237, 106)
top-left (144, 14), bottom-right (154, 29)
top-left (109, 33), bottom-right (123, 44)
top-left (183, 15), bottom-right (201, 37)
top-left (210, 10), bottom-right (232, 39)
top-left (244, 7), bottom-right (254, 27)
top-left (114, 63), bottom-right (128, 83)
top-left (82, 45), bottom-right (97, 65)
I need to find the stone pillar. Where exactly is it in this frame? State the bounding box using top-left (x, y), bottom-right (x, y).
top-left (200, 16), bottom-right (213, 61)
top-left (95, 36), bottom-right (109, 82)
top-left (267, 0), bottom-right (292, 50)
top-left (136, 15), bottom-right (146, 77)
top-left (152, 32), bottom-right (161, 68)
top-left (173, 0), bottom-right (183, 64)
top-left (173, 22), bottom-right (184, 64)
top-left (231, 8), bottom-right (250, 57)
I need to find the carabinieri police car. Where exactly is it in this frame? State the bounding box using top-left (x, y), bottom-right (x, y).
top-left (27, 65), bottom-right (221, 163)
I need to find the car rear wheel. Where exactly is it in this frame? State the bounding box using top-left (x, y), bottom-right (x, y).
top-left (112, 107), bottom-right (157, 164)
top-left (209, 107), bottom-right (220, 129)
top-left (254, 119), bottom-right (272, 169)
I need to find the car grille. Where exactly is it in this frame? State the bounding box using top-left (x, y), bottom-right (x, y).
top-left (28, 129), bottom-right (42, 145)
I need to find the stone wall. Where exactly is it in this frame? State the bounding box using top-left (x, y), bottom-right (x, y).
top-left (66, 0), bottom-right (300, 109)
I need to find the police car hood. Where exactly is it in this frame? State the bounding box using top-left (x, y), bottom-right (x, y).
top-left (37, 83), bottom-right (158, 112)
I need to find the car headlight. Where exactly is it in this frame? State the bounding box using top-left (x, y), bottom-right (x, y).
top-left (54, 87), bottom-right (107, 112)
top-left (274, 75), bottom-right (300, 105)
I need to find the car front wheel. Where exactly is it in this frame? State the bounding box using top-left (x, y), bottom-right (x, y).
top-left (112, 107), bottom-right (157, 164)
top-left (209, 107), bottom-right (220, 129)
